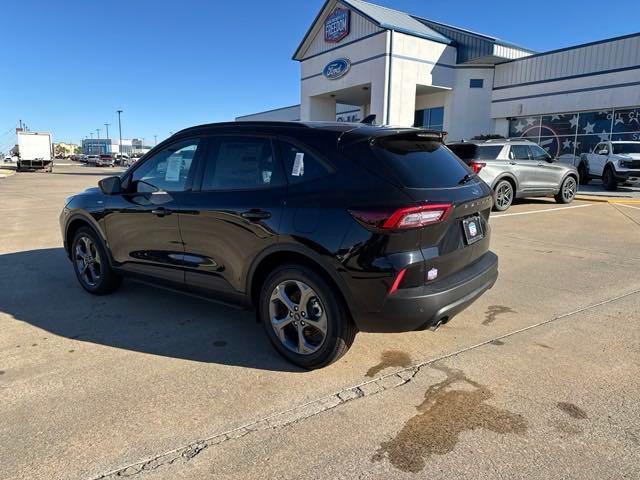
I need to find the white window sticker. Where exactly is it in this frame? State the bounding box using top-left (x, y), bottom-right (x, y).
top-left (165, 156), bottom-right (182, 182)
top-left (292, 152), bottom-right (305, 177)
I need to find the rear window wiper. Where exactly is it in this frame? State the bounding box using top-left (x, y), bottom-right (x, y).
top-left (458, 173), bottom-right (475, 185)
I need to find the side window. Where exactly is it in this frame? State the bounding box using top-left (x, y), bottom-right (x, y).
top-left (202, 136), bottom-right (284, 191)
top-left (279, 141), bottom-right (333, 184)
top-left (132, 138), bottom-right (199, 192)
top-left (528, 144), bottom-right (550, 161)
top-left (509, 145), bottom-right (530, 160)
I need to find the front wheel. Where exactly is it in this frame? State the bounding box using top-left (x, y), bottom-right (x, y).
top-left (260, 265), bottom-right (357, 369)
top-left (602, 167), bottom-right (618, 191)
top-left (493, 179), bottom-right (514, 212)
top-left (555, 176), bottom-right (577, 204)
top-left (71, 227), bottom-right (121, 295)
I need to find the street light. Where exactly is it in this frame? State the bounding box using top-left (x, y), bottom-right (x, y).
top-left (117, 110), bottom-right (123, 157)
top-left (154, 135), bottom-right (157, 146)
top-left (104, 123), bottom-right (110, 140)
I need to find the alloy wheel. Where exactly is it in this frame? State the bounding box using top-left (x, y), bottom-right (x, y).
top-left (563, 177), bottom-right (576, 201)
top-left (74, 235), bottom-right (102, 287)
top-left (269, 280), bottom-right (328, 355)
top-left (495, 182), bottom-right (513, 209)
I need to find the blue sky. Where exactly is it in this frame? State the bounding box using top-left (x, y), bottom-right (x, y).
top-left (1, 0), bottom-right (638, 150)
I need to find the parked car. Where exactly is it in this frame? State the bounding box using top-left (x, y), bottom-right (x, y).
top-left (96, 154), bottom-right (115, 167)
top-left (448, 139), bottom-right (579, 211)
top-left (578, 141), bottom-right (640, 190)
top-left (86, 155), bottom-right (99, 165)
top-left (60, 121), bottom-right (498, 368)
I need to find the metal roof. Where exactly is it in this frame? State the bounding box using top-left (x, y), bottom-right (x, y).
top-left (340, 0), bottom-right (452, 45)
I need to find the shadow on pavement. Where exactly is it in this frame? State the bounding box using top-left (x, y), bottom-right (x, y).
top-left (0, 247), bottom-right (300, 372)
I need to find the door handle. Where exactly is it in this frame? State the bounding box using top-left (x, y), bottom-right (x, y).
top-left (151, 207), bottom-right (172, 217)
top-left (241, 209), bottom-right (271, 221)
top-left (509, 161), bottom-right (517, 165)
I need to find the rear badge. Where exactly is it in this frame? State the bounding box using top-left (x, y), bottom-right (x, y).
top-left (427, 268), bottom-right (438, 281)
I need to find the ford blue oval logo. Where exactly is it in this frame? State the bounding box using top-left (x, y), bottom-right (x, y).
top-left (323, 58), bottom-right (351, 80)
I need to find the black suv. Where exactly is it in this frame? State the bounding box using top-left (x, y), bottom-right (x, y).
top-left (60, 122), bottom-right (498, 368)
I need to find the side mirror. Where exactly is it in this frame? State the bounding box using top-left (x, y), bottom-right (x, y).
top-left (98, 175), bottom-right (122, 195)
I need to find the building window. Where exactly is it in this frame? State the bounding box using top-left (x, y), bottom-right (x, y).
top-left (414, 107), bottom-right (444, 130)
top-left (470, 79), bottom-right (484, 88)
top-left (507, 106), bottom-right (640, 161)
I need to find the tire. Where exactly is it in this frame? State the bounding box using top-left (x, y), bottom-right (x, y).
top-left (493, 179), bottom-right (514, 212)
top-left (555, 176), bottom-right (577, 204)
top-left (577, 163), bottom-right (589, 185)
top-left (71, 226), bottom-right (121, 295)
top-left (259, 264), bottom-right (357, 369)
top-left (602, 166), bottom-right (618, 191)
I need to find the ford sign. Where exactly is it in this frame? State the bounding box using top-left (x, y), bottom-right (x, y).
top-left (325, 8), bottom-right (350, 43)
top-left (323, 58), bottom-right (351, 80)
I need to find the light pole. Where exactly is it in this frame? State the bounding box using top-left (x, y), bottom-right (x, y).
top-left (89, 132), bottom-right (94, 154)
top-left (117, 110), bottom-right (123, 158)
top-left (154, 135), bottom-right (157, 146)
top-left (104, 123), bottom-right (110, 140)
top-left (104, 123), bottom-right (111, 154)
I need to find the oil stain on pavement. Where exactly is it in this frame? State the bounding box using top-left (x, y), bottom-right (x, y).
top-left (366, 350), bottom-right (412, 378)
top-left (482, 305), bottom-right (517, 326)
top-left (373, 365), bottom-right (527, 473)
top-left (557, 402), bottom-right (588, 419)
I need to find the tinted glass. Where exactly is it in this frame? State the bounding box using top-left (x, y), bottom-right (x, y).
top-left (528, 144), bottom-right (550, 161)
top-left (613, 143), bottom-right (640, 154)
top-left (509, 117), bottom-right (541, 138)
top-left (280, 141), bottom-right (332, 184)
top-left (202, 137), bottom-right (283, 191)
top-left (612, 108), bottom-right (640, 133)
top-left (448, 144), bottom-right (501, 161)
top-left (414, 107), bottom-right (444, 130)
top-left (541, 114), bottom-right (578, 136)
top-left (469, 79), bottom-right (484, 88)
top-left (371, 136), bottom-right (470, 188)
top-left (510, 145), bottom-right (530, 160)
top-left (132, 138), bottom-right (198, 192)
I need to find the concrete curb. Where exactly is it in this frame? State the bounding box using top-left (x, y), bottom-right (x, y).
top-left (0, 169), bottom-right (16, 179)
top-left (575, 194), bottom-right (640, 204)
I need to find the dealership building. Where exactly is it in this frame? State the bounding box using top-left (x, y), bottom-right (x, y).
top-left (238, 0), bottom-right (640, 160)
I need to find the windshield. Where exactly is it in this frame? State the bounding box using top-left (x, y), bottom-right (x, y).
top-left (369, 136), bottom-right (472, 188)
top-left (613, 143), bottom-right (640, 154)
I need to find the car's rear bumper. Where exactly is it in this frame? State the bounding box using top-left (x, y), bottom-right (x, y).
top-left (354, 251), bottom-right (498, 333)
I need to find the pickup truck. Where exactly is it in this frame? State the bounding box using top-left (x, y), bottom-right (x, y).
top-left (579, 141), bottom-right (640, 190)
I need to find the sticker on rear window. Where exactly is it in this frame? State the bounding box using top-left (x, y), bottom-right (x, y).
top-left (292, 152), bottom-right (305, 177)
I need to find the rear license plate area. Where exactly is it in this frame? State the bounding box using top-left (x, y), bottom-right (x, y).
top-left (462, 215), bottom-right (484, 245)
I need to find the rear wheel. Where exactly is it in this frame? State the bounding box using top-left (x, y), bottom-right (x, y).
top-left (493, 179), bottom-right (514, 212)
top-left (577, 163), bottom-right (589, 185)
top-left (602, 166), bottom-right (617, 191)
top-left (555, 176), bottom-right (577, 204)
top-left (260, 264), bottom-right (356, 369)
top-left (71, 227), bottom-right (121, 295)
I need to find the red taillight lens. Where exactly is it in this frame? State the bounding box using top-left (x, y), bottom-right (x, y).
top-left (383, 204), bottom-right (452, 229)
top-left (470, 161), bottom-right (486, 174)
top-left (349, 204), bottom-right (452, 230)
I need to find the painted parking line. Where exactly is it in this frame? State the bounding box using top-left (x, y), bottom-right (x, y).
top-left (617, 203), bottom-right (640, 211)
top-left (491, 204), bottom-right (592, 219)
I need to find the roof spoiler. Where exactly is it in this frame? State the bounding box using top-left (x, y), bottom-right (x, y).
top-left (361, 114), bottom-right (377, 125)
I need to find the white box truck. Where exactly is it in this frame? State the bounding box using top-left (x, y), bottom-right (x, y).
top-left (17, 131), bottom-right (53, 172)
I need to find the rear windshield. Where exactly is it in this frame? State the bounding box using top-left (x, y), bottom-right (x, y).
top-left (449, 144), bottom-right (502, 161)
top-left (370, 136), bottom-right (472, 188)
top-left (613, 143), bottom-right (640, 154)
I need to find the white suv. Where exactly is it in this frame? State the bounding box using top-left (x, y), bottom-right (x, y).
top-left (579, 141), bottom-right (640, 190)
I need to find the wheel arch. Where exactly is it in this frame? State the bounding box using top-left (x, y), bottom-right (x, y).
top-left (247, 245), bottom-right (358, 322)
top-left (492, 174), bottom-right (518, 194)
top-left (64, 214), bottom-right (109, 260)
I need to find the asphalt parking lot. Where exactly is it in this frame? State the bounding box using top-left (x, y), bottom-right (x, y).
top-left (1, 165), bottom-right (639, 479)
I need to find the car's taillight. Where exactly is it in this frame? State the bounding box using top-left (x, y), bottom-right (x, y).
top-left (469, 161), bottom-right (486, 174)
top-left (349, 203), bottom-right (452, 230)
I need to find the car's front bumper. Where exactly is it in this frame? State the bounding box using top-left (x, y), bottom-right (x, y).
top-left (354, 251), bottom-right (498, 333)
top-left (614, 169), bottom-right (640, 183)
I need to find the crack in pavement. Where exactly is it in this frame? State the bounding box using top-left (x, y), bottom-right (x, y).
top-left (91, 288), bottom-right (640, 479)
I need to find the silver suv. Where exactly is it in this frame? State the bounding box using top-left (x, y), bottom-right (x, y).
top-left (448, 139), bottom-right (579, 211)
